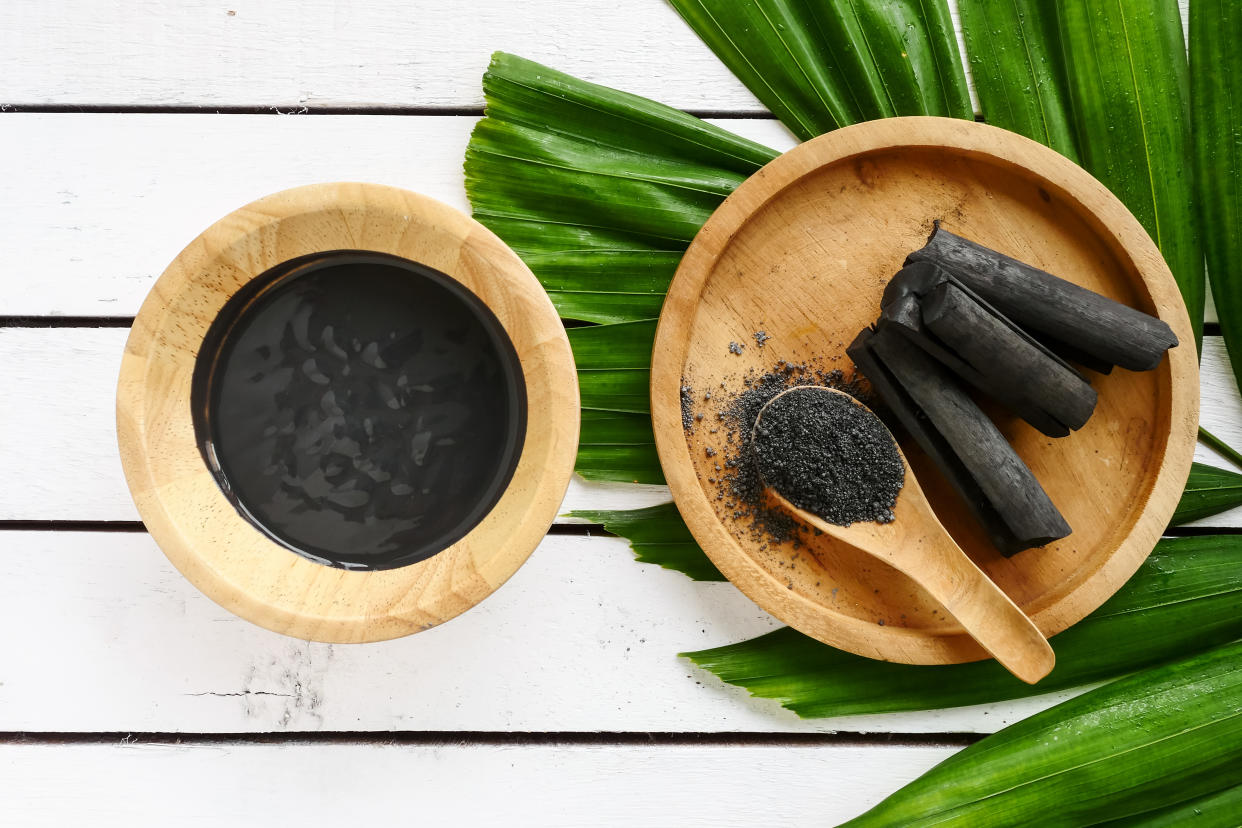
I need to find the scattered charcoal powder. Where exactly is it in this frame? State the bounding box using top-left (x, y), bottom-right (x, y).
top-left (680, 381), bottom-right (695, 431)
top-left (679, 359), bottom-right (866, 547)
top-left (729, 341), bottom-right (745, 355)
top-left (753, 330), bottom-right (771, 348)
top-left (751, 387), bottom-right (903, 526)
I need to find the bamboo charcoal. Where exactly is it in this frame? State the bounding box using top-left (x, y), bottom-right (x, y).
top-left (1031, 334), bottom-right (1115, 376)
top-left (883, 262), bottom-right (1085, 384)
top-left (905, 224), bottom-right (1178, 371)
top-left (878, 275), bottom-right (1098, 437)
top-left (848, 327), bottom-right (1071, 557)
top-left (924, 282), bottom-right (1097, 433)
top-left (881, 258), bottom-right (945, 308)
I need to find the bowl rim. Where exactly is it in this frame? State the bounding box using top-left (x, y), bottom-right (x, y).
top-left (117, 182), bottom-right (580, 643)
top-left (650, 116), bottom-right (1199, 665)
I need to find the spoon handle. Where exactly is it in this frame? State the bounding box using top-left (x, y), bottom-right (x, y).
top-left (913, 546), bottom-right (1055, 684)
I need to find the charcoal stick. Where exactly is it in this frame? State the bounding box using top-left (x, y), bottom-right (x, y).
top-left (880, 263), bottom-right (1097, 436)
top-left (1030, 334), bottom-right (1115, 376)
top-left (848, 327), bottom-right (1071, 557)
top-left (919, 281), bottom-right (1098, 436)
top-left (906, 224), bottom-right (1177, 371)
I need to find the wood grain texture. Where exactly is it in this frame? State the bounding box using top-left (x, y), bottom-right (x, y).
top-left (652, 118), bottom-right (1198, 665)
top-left (0, 531), bottom-right (1097, 734)
top-left (117, 183), bottom-right (579, 642)
top-left (0, 741), bottom-right (956, 827)
top-left (2, 327), bottom-right (1239, 525)
top-left (0, 114), bottom-right (797, 317)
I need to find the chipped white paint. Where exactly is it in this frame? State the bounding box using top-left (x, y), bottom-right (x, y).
top-left (0, 530), bottom-right (1097, 734)
top-left (0, 741), bottom-right (958, 827)
top-left (2, 328), bottom-right (1237, 525)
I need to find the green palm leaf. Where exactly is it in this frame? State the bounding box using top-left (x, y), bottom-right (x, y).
top-left (1199, 426), bottom-right (1242, 470)
top-left (465, 51), bottom-right (777, 328)
top-left (576, 369), bottom-right (650, 414)
top-left (1057, 0), bottom-right (1204, 347)
top-left (682, 535), bottom-right (1242, 718)
top-left (566, 503), bottom-right (725, 580)
top-left (958, 0), bottom-right (1079, 161)
top-left (577, 410), bottom-right (663, 484)
top-left (667, 0), bottom-right (972, 141)
top-left (571, 321), bottom-right (659, 427)
top-left (576, 444), bottom-right (663, 485)
top-left (1094, 783), bottom-right (1242, 827)
top-left (465, 53), bottom-right (778, 482)
top-left (566, 320), bottom-right (657, 370)
top-left (572, 325), bottom-right (663, 481)
top-left (477, 53), bottom-right (776, 172)
top-left (1173, 462), bottom-right (1242, 525)
top-left (1193, 1), bottom-right (1242, 387)
top-left (468, 118), bottom-right (740, 244)
top-left (839, 639), bottom-right (1242, 826)
top-left (534, 249), bottom-right (682, 324)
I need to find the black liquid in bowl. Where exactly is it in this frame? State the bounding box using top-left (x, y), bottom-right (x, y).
top-left (192, 251), bottom-right (527, 571)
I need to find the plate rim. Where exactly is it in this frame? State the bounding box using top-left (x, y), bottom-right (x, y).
top-left (650, 116), bottom-right (1199, 665)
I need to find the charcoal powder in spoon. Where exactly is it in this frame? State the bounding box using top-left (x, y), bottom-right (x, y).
top-left (752, 387), bottom-right (904, 526)
top-left (696, 361), bottom-right (864, 547)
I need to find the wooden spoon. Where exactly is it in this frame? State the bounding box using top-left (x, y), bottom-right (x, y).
top-left (752, 386), bottom-right (1055, 684)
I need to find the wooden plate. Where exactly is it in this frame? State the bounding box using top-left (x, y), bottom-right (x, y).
top-left (651, 118), bottom-right (1198, 665)
top-left (118, 183), bottom-right (580, 643)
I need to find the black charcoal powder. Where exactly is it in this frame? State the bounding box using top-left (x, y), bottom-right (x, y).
top-left (752, 387), bottom-right (903, 526)
top-left (680, 381), bottom-right (695, 431)
top-left (681, 360), bottom-right (866, 547)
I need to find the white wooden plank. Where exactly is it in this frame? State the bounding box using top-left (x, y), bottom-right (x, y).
top-left (0, 0), bottom-right (763, 109)
top-left (2, 327), bottom-right (1237, 525)
top-left (1190, 335), bottom-right (1242, 507)
top-left (0, 0), bottom-right (1192, 111)
top-left (0, 113), bottom-right (797, 317)
top-left (0, 741), bottom-right (957, 827)
top-left (0, 328), bottom-right (134, 520)
top-left (0, 325), bottom-right (670, 521)
top-left (0, 530), bottom-right (1091, 733)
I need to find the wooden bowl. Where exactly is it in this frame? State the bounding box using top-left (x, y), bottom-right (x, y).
top-left (118, 183), bottom-right (580, 643)
top-left (651, 118), bottom-right (1198, 665)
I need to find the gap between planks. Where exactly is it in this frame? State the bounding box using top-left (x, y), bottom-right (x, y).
top-left (2, 522), bottom-right (1238, 539)
top-left (0, 316), bottom-right (600, 330)
top-left (2, 319), bottom-right (1223, 335)
top-left (0, 520), bottom-right (610, 537)
top-left (0, 105), bottom-right (992, 121)
top-left (0, 104), bottom-right (778, 120)
top-left (0, 731), bottom-right (980, 749)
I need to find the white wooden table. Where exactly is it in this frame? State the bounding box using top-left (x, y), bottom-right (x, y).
top-left (0, 1), bottom-right (1226, 825)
